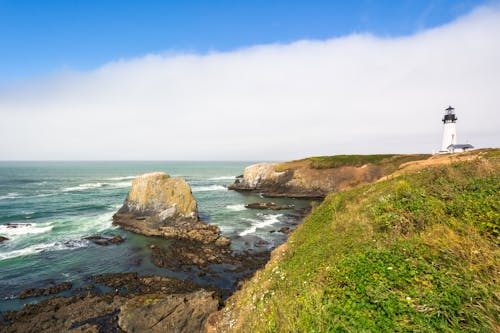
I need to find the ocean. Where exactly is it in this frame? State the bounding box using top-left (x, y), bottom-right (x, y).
top-left (0, 161), bottom-right (310, 312)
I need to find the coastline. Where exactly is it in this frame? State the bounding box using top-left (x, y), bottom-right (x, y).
top-left (2, 151), bottom-right (496, 332)
top-left (0, 164), bottom-right (311, 331)
top-left (0, 206), bottom-right (310, 332)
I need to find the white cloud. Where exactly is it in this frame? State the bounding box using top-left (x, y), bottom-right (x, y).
top-left (0, 6), bottom-right (499, 160)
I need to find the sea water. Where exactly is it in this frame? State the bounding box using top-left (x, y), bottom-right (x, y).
top-left (0, 162), bottom-right (310, 311)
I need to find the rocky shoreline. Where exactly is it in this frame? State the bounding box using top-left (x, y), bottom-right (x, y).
top-left (0, 228), bottom-right (302, 332)
top-left (0, 171), bottom-right (309, 332)
top-left (1, 272), bottom-right (216, 332)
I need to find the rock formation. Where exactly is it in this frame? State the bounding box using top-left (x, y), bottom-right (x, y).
top-left (113, 172), bottom-right (229, 245)
top-left (3, 273), bottom-right (218, 333)
top-left (228, 161), bottom-right (371, 198)
top-left (118, 290), bottom-right (219, 333)
top-left (245, 202), bottom-right (295, 210)
top-left (18, 282), bottom-right (72, 299)
top-left (228, 155), bottom-right (431, 198)
top-left (83, 234), bottom-right (125, 246)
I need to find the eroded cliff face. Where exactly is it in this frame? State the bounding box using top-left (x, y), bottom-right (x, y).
top-left (229, 161), bottom-right (386, 198)
top-left (113, 172), bottom-right (227, 244)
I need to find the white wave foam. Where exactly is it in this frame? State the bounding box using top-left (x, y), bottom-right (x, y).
top-left (32, 193), bottom-right (53, 198)
top-left (0, 239), bottom-right (89, 261)
top-left (111, 181), bottom-right (132, 188)
top-left (63, 239), bottom-right (90, 248)
top-left (0, 192), bottom-right (57, 200)
top-left (107, 176), bottom-right (135, 181)
top-left (209, 176), bottom-right (236, 180)
top-left (0, 242), bottom-right (58, 260)
top-left (239, 214), bottom-right (282, 236)
top-left (63, 180), bottom-right (131, 192)
top-left (62, 183), bottom-right (105, 192)
top-left (191, 185), bottom-right (226, 192)
top-left (0, 211), bottom-right (115, 261)
top-left (226, 204), bottom-right (246, 211)
top-left (0, 192), bottom-right (20, 200)
top-left (0, 223), bottom-right (53, 236)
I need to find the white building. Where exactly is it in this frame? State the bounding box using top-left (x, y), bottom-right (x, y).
top-left (438, 106), bottom-right (474, 154)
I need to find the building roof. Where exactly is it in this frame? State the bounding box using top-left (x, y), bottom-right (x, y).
top-left (447, 144), bottom-right (474, 149)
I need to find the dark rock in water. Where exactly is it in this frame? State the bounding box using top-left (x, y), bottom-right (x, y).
top-left (151, 241), bottom-right (232, 271)
top-left (84, 234), bottom-right (125, 246)
top-left (2, 273), bottom-right (218, 333)
top-left (113, 172), bottom-right (227, 245)
top-left (278, 227), bottom-right (291, 234)
top-left (254, 239), bottom-right (270, 247)
top-left (245, 202), bottom-right (294, 210)
top-left (109, 235), bottom-right (124, 244)
top-left (5, 223), bottom-right (31, 228)
top-left (118, 290), bottom-right (219, 333)
top-left (18, 282), bottom-right (72, 299)
top-left (151, 240), bottom-right (270, 275)
top-left (74, 285), bottom-right (95, 292)
top-left (0, 236), bottom-right (9, 242)
top-left (88, 272), bottom-right (202, 295)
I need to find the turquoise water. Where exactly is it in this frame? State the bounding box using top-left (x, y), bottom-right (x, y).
top-left (0, 162), bottom-right (309, 311)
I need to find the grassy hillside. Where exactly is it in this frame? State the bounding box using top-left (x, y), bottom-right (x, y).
top-left (306, 154), bottom-right (431, 170)
top-left (212, 150), bottom-right (499, 332)
top-left (274, 154), bottom-right (431, 175)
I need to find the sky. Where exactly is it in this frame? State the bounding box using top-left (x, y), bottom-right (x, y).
top-left (0, 0), bottom-right (499, 160)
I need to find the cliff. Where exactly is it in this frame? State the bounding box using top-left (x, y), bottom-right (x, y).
top-left (208, 149), bottom-right (500, 332)
top-left (113, 172), bottom-right (227, 245)
top-left (229, 154), bottom-right (431, 198)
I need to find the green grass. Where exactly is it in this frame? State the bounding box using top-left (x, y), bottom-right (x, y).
top-left (225, 154), bottom-right (499, 332)
top-left (306, 154), bottom-right (431, 170)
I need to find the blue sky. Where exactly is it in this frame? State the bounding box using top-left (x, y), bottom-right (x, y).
top-left (0, 0), bottom-right (490, 84)
top-left (0, 1), bottom-right (498, 160)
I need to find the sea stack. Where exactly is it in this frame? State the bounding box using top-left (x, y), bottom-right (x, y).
top-left (113, 172), bottom-right (229, 245)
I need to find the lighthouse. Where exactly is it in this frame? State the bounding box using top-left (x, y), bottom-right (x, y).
top-left (440, 106), bottom-right (457, 152)
top-left (438, 106), bottom-right (474, 154)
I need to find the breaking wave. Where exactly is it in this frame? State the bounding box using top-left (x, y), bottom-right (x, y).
top-left (191, 185), bottom-right (226, 192)
top-left (208, 176), bottom-right (236, 180)
top-left (239, 214), bottom-right (282, 236)
top-left (0, 240), bottom-right (89, 261)
top-left (226, 204), bottom-right (246, 211)
top-left (0, 193), bottom-right (20, 200)
top-left (62, 183), bottom-right (106, 192)
top-left (62, 180), bottom-right (131, 192)
top-left (0, 223), bottom-right (53, 237)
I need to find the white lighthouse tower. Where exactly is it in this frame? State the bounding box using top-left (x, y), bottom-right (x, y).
top-left (438, 105), bottom-right (474, 154)
top-left (440, 105), bottom-right (457, 152)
